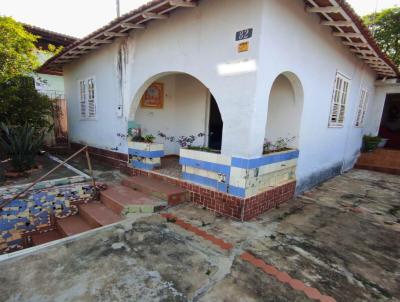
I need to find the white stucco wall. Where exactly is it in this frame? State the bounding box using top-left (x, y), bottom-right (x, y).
top-left (251, 0), bottom-right (377, 190)
top-left (65, 0), bottom-right (263, 157)
top-left (62, 0), bottom-right (386, 192)
top-left (135, 73), bottom-right (209, 154)
top-left (64, 42), bottom-right (127, 152)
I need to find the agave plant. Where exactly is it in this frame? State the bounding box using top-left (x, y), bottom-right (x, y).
top-left (0, 123), bottom-right (49, 172)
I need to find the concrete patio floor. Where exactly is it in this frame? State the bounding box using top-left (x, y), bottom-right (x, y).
top-left (0, 169), bottom-right (398, 302)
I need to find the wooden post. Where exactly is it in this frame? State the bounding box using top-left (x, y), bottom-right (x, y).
top-left (85, 148), bottom-right (96, 188)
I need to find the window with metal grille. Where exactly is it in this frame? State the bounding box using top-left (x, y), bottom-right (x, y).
top-left (355, 89), bottom-right (368, 127)
top-left (329, 72), bottom-right (351, 127)
top-left (79, 77), bottom-right (96, 120)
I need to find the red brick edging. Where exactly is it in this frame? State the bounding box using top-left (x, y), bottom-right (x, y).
top-left (240, 252), bottom-right (336, 302)
top-left (161, 213), bottom-right (233, 250)
top-left (161, 213), bottom-right (337, 302)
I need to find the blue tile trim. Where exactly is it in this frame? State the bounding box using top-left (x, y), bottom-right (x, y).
top-left (132, 160), bottom-right (156, 171)
top-left (228, 186), bottom-right (246, 198)
top-left (232, 150), bottom-right (299, 169)
top-left (182, 172), bottom-right (228, 193)
top-left (179, 157), bottom-right (231, 176)
top-left (128, 148), bottom-right (164, 158)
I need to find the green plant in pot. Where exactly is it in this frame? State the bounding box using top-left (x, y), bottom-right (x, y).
top-left (143, 134), bottom-right (155, 144)
top-left (0, 123), bottom-right (49, 172)
top-left (363, 135), bottom-right (381, 152)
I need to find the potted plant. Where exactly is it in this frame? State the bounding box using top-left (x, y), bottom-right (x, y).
top-left (363, 135), bottom-right (382, 152)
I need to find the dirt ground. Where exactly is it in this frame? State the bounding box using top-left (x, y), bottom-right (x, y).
top-left (0, 155), bottom-right (78, 187)
top-left (0, 169), bottom-right (398, 302)
top-left (55, 152), bottom-right (126, 185)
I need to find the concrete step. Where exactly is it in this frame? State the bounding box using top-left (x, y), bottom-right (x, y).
top-left (78, 202), bottom-right (122, 228)
top-left (56, 215), bottom-right (93, 237)
top-left (100, 185), bottom-right (167, 215)
top-left (31, 230), bottom-right (63, 246)
top-left (122, 176), bottom-right (188, 206)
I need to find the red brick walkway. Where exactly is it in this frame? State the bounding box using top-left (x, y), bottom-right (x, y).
top-left (161, 213), bottom-right (337, 302)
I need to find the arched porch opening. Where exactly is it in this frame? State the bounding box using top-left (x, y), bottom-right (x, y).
top-left (265, 71), bottom-right (304, 151)
top-left (128, 72), bottom-right (224, 177)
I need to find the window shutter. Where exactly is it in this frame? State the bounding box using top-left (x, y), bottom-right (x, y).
top-left (355, 89), bottom-right (368, 127)
top-left (79, 80), bottom-right (86, 119)
top-left (87, 78), bottom-right (96, 118)
top-left (329, 73), bottom-right (350, 127)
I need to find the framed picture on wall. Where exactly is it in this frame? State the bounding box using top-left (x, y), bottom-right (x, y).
top-left (140, 82), bottom-right (164, 109)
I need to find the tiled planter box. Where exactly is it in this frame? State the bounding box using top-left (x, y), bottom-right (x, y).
top-left (230, 149), bottom-right (299, 198)
top-left (179, 148), bottom-right (231, 193)
top-left (179, 148), bottom-right (299, 198)
top-left (128, 141), bottom-right (164, 170)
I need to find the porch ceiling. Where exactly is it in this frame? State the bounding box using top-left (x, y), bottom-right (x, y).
top-left (39, 0), bottom-right (400, 79)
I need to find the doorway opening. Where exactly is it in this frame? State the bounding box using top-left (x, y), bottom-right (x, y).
top-left (208, 94), bottom-right (223, 150)
top-left (379, 93), bottom-right (400, 149)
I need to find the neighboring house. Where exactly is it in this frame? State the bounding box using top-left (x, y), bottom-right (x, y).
top-left (23, 23), bottom-right (77, 99)
top-left (40, 0), bottom-right (400, 220)
top-left (24, 24), bottom-right (77, 144)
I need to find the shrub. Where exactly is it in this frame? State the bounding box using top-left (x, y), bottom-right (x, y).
top-left (0, 123), bottom-right (49, 172)
top-left (0, 76), bottom-right (54, 129)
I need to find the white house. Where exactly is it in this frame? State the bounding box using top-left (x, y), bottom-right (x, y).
top-left (40, 0), bottom-right (400, 220)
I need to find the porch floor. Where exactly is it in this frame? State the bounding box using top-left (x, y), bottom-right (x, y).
top-left (155, 156), bottom-right (182, 179)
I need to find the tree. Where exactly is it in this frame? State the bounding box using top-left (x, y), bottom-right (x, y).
top-left (0, 76), bottom-right (54, 129)
top-left (0, 16), bottom-right (39, 83)
top-left (363, 7), bottom-right (400, 67)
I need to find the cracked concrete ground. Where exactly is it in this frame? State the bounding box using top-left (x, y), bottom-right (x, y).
top-left (0, 169), bottom-right (398, 302)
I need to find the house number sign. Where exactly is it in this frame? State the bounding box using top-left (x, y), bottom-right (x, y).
top-left (235, 28), bottom-right (253, 41)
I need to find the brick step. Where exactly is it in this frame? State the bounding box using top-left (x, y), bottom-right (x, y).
top-left (122, 176), bottom-right (188, 206)
top-left (31, 230), bottom-right (64, 246)
top-left (100, 185), bottom-right (167, 214)
top-left (56, 215), bottom-right (94, 237)
top-left (78, 202), bottom-right (122, 228)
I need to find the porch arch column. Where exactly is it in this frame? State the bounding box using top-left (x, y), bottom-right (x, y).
top-left (218, 75), bottom-right (261, 158)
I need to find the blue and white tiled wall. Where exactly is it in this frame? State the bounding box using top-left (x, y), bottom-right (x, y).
top-left (128, 142), bottom-right (164, 170)
top-left (180, 149), bottom-right (299, 198)
top-left (180, 148), bottom-right (231, 193)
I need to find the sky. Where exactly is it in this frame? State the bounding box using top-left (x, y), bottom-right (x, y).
top-left (0, 0), bottom-right (399, 38)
